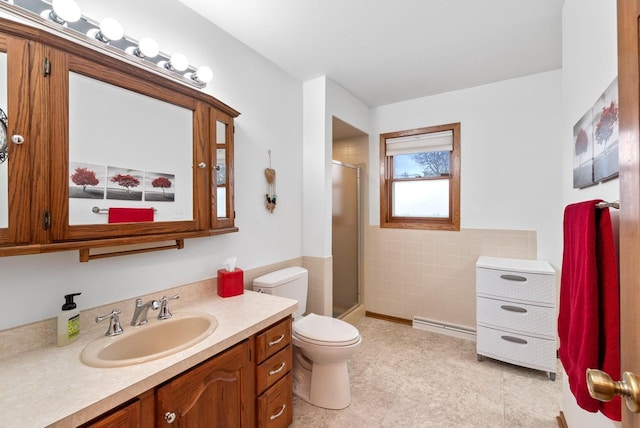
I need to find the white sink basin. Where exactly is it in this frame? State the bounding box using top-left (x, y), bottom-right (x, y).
top-left (81, 312), bottom-right (217, 368)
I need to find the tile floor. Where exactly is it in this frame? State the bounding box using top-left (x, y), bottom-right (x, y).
top-left (291, 317), bottom-right (562, 428)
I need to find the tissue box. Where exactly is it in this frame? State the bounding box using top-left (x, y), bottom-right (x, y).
top-left (217, 268), bottom-right (244, 297)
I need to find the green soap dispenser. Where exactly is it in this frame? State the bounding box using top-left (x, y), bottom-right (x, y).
top-left (57, 293), bottom-right (81, 347)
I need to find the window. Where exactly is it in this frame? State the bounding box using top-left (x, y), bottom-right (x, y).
top-left (380, 122), bottom-right (460, 230)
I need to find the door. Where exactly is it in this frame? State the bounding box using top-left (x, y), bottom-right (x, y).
top-left (331, 160), bottom-right (360, 318)
top-left (617, 0), bottom-right (640, 426)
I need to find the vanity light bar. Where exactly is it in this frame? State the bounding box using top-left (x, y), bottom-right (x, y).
top-left (0, 0), bottom-right (212, 89)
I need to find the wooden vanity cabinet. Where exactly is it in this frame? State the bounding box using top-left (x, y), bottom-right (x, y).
top-left (156, 339), bottom-right (254, 427)
top-left (78, 317), bottom-right (295, 428)
top-left (255, 317), bottom-right (293, 428)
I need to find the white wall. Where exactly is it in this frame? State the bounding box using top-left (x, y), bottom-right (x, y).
top-left (370, 70), bottom-right (564, 267)
top-left (302, 77), bottom-right (370, 258)
top-left (561, 0), bottom-right (620, 427)
top-left (0, 0), bottom-right (303, 330)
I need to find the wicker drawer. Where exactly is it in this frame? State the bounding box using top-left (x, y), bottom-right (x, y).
top-left (476, 267), bottom-right (555, 304)
top-left (257, 373), bottom-right (293, 428)
top-left (256, 345), bottom-right (292, 396)
top-left (476, 325), bottom-right (556, 372)
top-left (256, 317), bottom-right (291, 363)
top-left (476, 296), bottom-right (555, 338)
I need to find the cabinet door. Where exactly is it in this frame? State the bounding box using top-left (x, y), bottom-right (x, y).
top-left (79, 399), bottom-right (141, 428)
top-left (210, 109), bottom-right (236, 231)
top-left (156, 341), bottom-right (253, 427)
top-left (47, 52), bottom-right (209, 242)
top-left (0, 33), bottom-right (32, 247)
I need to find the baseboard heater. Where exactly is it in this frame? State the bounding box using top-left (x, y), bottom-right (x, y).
top-left (412, 316), bottom-right (476, 341)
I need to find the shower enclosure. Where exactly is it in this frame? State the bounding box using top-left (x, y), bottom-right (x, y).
top-left (332, 160), bottom-right (361, 318)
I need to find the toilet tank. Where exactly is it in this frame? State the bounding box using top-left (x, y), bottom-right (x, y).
top-left (253, 267), bottom-right (308, 319)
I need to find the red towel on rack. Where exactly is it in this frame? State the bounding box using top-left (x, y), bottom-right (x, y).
top-left (558, 200), bottom-right (620, 421)
top-left (107, 208), bottom-right (154, 224)
top-left (597, 204), bottom-right (621, 421)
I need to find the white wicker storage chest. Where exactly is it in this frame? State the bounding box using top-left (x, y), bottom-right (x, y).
top-left (475, 256), bottom-right (557, 380)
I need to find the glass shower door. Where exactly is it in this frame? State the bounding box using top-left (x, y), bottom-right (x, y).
top-left (332, 161), bottom-right (360, 318)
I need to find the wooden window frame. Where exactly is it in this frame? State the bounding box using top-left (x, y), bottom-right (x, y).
top-left (380, 122), bottom-right (460, 231)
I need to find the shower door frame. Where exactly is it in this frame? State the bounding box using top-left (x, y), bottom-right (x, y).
top-left (331, 160), bottom-right (361, 318)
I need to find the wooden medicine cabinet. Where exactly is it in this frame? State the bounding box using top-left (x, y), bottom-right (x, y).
top-left (0, 17), bottom-right (239, 260)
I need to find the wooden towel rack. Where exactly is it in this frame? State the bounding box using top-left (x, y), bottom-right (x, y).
top-left (78, 239), bottom-right (184, 262)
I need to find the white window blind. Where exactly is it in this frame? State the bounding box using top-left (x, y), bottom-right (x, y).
top-left (386, 130), bottom-right (453, 156)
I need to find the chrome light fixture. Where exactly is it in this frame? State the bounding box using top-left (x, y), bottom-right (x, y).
top-left (87, 17), bottom-right (124, 43)
top-left (186, 66), bottom-right (213, 85)
top-left (0, 0), bottom-right (213, 89)
top-left (160, 53), bottom-right (189, 72)
top-left (126, 37), bottom-right (160, 59)
top-left (40, 0), bottom-right (81, 25)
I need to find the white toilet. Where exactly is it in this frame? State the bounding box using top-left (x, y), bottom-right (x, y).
top-left (253, 266), bottom-right (362, 410)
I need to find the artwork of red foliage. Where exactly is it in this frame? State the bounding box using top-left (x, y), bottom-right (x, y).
top-left (575, 128), bottom-right (589, 157)
top-left (70, 167), bottom-right (99, 191)
top-left (151, 176), bottom-right (172, 196)
top-left (111, 174), bottom-right (140, 192)
top-left (595, 101), bottom-right (619, 146)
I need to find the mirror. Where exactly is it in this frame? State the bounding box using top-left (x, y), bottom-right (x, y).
top-left (216, 121), bottom-right (227, 218)
top-left (0, 51), bottom-right (7, 229)
top-left (68, 72), bottom-right (193, 225)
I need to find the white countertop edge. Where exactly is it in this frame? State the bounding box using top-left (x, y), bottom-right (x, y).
top-left (1, 290), bottom-right (297, 428)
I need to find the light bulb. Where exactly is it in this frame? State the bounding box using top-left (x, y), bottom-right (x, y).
top-left (138, 37), bottom-right (159, 58)
top-left (99, 17), bottom-right (123, 41)
top-left (52, 0), bottom-right (81, 23)
top-left (169, 53), bottom-right (188, 72)
top-left (194, 66), bottom-right (213, 83)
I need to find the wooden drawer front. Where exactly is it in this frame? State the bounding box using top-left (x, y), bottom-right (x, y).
top-left (477, 326), bottom-right (556, 372)
top-left (476, 267), bottom-right (555, 304)
top-left (476, 296), bottom-right (555, 337)
top-left (256, 317), bottom-right (291, 363)
top-left (257, 373), bottom-right (293, 428)
top-left (257, 345), bottom-right (292, 395)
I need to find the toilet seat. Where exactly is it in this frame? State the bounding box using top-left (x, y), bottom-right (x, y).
top-left (293, 313), bottom-right (361, 347)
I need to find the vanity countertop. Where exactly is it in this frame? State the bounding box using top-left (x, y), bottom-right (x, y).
top-left (0, 290), bottom-right (297, 428)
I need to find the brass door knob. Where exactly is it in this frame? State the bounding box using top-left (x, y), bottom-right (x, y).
top-left (587, 368), bottom-right (640, 412)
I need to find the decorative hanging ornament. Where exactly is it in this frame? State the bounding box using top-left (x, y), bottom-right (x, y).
top-left (265, 150), bottom-right (277, 212)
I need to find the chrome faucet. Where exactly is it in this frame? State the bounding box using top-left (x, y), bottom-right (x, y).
top-left (130, 298), bottom-right (159, 326)
top-left (158, 294), bottom-right (180, 320)
top-left (96, 309), bottom-right (124, 336)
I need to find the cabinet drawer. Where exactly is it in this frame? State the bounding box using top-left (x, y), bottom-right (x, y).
top-left (257, 373), bottom-right (293, 428)
top-left (476, 267), bottom-right (555, 304)
top-left (476, 296), bottom-right (555, 337)
top-left (257, 345), bottom-right (292, 395)
top-left (256, 317), bottom-right (291, 363)
top-left (476, 326), bottom-right (556, 372)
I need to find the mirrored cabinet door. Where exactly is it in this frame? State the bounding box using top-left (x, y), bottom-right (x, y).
top-left (48, 52), bottom-right (209, 241)
top-left (0, 34), bottom-right (31, 246)
top-left (211, 111), bottom-right (235, 231)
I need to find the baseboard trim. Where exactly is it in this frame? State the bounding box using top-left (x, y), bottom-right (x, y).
top-left (365, 311), bottom-right (412, 326)
top-left (556, 411), bottom-right (568, 428)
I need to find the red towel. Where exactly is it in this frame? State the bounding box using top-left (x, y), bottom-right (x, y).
top-left (597, 205), bottom-right (621, 421)
top-left (558, 200), bottom-right (620, 421)
top-left (107, 208), bottom-right (154, 224)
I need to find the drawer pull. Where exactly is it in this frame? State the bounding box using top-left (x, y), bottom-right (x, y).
top-left (501, 335), bottom-right (528, 345)
top-left (500, 305), bottom-right (527, 313)
top-left (269, 404), bottom-right (286, 420)
top-left (269, 334), bottom-right (285, 346)
top-left (269, 361), bottom-right (286, 376)
top-left (500, 274), bottom-right (527, 282)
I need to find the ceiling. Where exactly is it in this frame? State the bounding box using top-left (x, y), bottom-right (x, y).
top-left (177, 0), bottom-right (563, 107)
